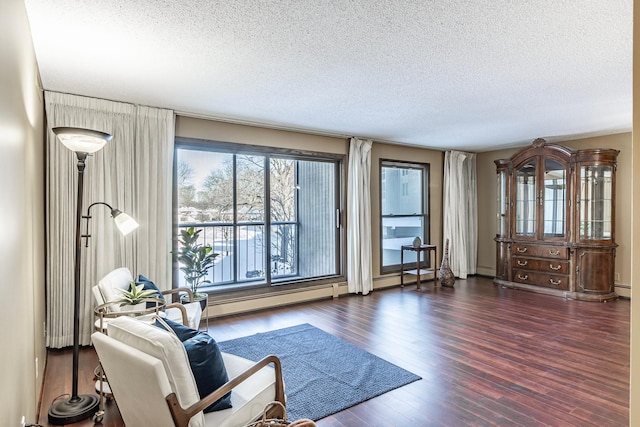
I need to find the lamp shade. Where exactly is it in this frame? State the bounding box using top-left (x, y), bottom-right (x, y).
top-left (53, 127), bottom-right (112, 153)
top-left (112, 209), bottom-right (139, 236)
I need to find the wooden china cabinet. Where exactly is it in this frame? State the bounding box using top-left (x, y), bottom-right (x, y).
top-left (494, 138), bottom-right (618, 301)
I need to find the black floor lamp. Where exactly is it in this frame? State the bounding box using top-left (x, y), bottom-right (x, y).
top-left (48, 127), bottom-right (139, 424)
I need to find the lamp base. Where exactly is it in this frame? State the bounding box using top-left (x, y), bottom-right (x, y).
top-left (48, 393), bottom-right (99, 425)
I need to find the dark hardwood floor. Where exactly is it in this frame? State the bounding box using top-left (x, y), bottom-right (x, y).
top-left (38, 276), bottom-right (630, 426)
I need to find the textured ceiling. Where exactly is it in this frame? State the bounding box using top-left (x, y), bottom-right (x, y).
top-left (24, 0), bottom-right (632, 151)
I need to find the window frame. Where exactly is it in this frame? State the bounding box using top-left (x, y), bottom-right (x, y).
top-left (173, 137), bottom-right (345, 295)
top-left (379, 159), bottom-right (430, 275)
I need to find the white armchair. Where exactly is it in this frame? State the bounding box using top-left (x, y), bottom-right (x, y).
top-left (92, 316), bottom-right (285, 427)
top-left (92, 267), bottom-right (202, 330)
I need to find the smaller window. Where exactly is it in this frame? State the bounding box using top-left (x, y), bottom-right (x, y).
top-left (380, 160), bottom-right (429, 273)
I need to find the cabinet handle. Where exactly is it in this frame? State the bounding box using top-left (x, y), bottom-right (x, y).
top-left (516, 247), bottom-right (528, 253)
top-left (549, 278), bottom-right (562, 286)
top-left (549, 264), bottom-right (561, 271)
top-left (517, 274), bottom-right (528, 280)
top-left (517, 260), bottom-right (528, 266)
top-left (548, 249), bottom-right (560, 256)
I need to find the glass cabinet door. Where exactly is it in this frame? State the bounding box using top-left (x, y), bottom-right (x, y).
top-left (543, 159), bottom-right (566, 238)
top-left (580, 165), bottom-right (614, 240)
top-left (496, 170), bottom-right (507, 237)
top-left (515, 160), bottom-right (536, 236)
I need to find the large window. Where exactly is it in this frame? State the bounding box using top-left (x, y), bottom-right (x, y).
top-left (380, 160), bottom-right (429, 273)
top-left (175, 141), bottom-right (342, 291)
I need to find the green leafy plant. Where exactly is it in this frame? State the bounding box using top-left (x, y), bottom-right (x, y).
top-left (116, 282), bottom-right (158, 307)
top-left (174, 226), bottom-right (218, 299)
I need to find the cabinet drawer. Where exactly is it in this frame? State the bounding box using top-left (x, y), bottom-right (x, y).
top-left (512, 244), bottom-right (568, 259)
top-left (512, 269), bottom-right (569, 290)
top-left (512, 257), bottom-right (569, 274)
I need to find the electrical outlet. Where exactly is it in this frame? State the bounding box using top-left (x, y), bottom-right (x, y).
top-left (615, 272), bottom-right (620, 282)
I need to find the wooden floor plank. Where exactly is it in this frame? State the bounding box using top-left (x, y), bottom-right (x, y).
top-left (38, 276), bottom-right (629, 426)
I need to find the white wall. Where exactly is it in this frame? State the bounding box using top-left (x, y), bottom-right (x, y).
top-left (0, 0), bottom-right (46, 425)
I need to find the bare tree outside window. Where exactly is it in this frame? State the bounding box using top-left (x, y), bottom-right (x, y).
top-left (198, 157), bottom-right (234, 223)
top-left (177, 161), bottom-right (196, 221)
top-left (270, 158), bottom-right (296, 276)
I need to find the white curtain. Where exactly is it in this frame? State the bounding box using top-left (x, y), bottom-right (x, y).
top-left (133, 106), bottom-right (175, 286)
top-left (45, 92), bottom-right (174, 348)
top-left (346, 137), bottom-right (373, 295)
top-left (442, 150), bottom-right (478, 279)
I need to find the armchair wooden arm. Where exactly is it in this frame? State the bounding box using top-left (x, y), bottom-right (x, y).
top-left (162, 302), bottom-right (189, 326)
top-left (166, 355), bottom-right (285, 427)
top-left (160, 288), bottom-right (199, 326)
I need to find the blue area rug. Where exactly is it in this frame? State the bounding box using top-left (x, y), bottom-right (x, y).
top-left (218, 323), bottom-right (421, 421)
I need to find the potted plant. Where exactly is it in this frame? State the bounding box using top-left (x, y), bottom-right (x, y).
top-left (115, 282), bottom-right (159, 313)
top-left (174, 226), bottom-right (218, 305)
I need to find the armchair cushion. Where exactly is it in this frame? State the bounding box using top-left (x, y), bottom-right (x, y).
top-left (155, 318), bottom-right (232, 412)
top-left (206, 353), bottom-right (281, 427)
top-left (107, 316), bottom-right (205, 426)
top-left (136, 274), bottom-right (166, 307)
top-left (92, 332), bottom-right (177, 427)
top-left (97, 267), bottom-right (134, 312)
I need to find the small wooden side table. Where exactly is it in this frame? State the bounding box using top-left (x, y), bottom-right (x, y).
top-left (400, 244), bottom-right (438, 290)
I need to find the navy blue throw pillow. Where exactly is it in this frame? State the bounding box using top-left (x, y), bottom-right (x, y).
top-left (155, 318), bottom-right (232, 412)
top-left (136, 275), bottom-right (166, 308)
